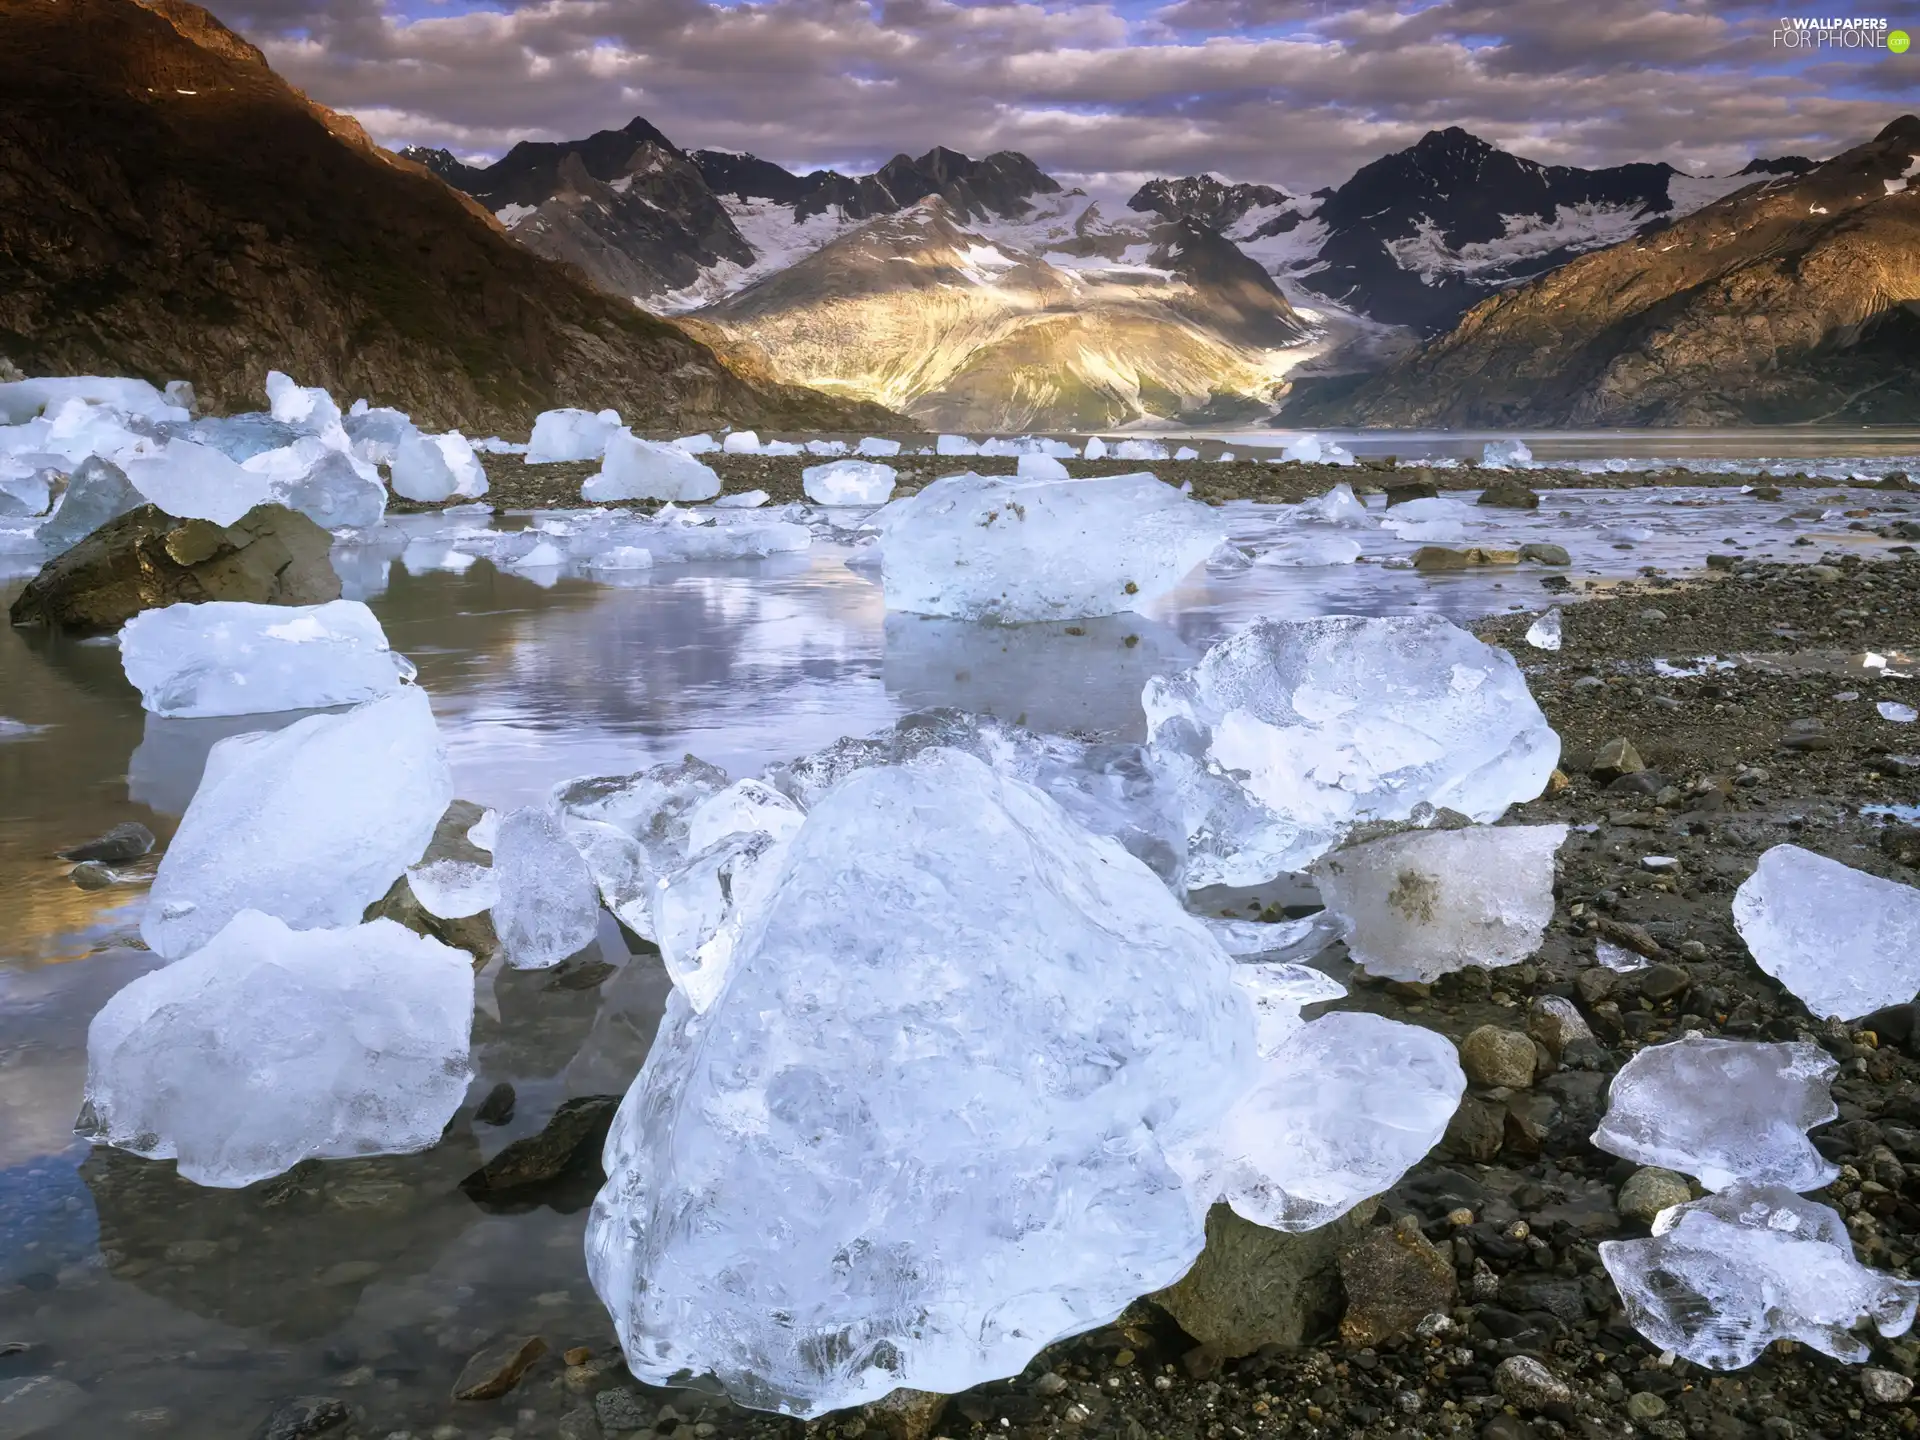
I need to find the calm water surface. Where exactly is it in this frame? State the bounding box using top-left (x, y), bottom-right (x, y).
top-left (1, 478), bottom-right (1916, 1434)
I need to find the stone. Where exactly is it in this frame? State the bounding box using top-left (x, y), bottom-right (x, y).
top-left (57, 822), bottom-right (154, 863)
top-left (1519, 542), bottom-right (1570, 565)
top-left (1460, 1026), bottom-right (1538, 1089)
top-left (1526, 995), bottom-right (1595, 1063)
top-left (1733, 843), bottom-right (1920, 1020)
top-left (1411, 545), bottom-right (1521, 570)
top-left (593, 1387), bottom-right (651, 1434)
top-left (0, 1376), bottom-right (88, 1439)
top-left (250, 1396), bottom-right (353, 1440)
top-left (1154, 1199), bottom-right (1379, 1355)
top-left (461, 1096), bottom-right (618, 1198)
top-left (1590, 738), bottom-right (1644, 781)
top-left (861, 1388), bottom-right (950, 1440)
top-left (1478, 480), bottom-right (1540, 510)
top-left (1443, 1095), bottom-right (1508, 1161)
top-left (452, 1336), bottom-right (548, 1401)
top-left (1638, 963), bottom-right (1691, 1002)
top-left (1863, 1368), bottom-right (1915, 1405)
top-left (10, 503), bottom-right (340, 631)
top-left (1337, 1215), bottom-right (1458, 1346)
top-left (1493, 1355), bottom-right (1570, 1409)
top-left (1616, 1167), bottom-right (1693, 1225)
top-left (1383, 478), bottom-right (1439, 506)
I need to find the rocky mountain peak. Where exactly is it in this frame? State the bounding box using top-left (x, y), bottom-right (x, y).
top-left (1876, 113), bottom-right (1920, 144)
top-left (1127, 174), bottom-right (1293, 232)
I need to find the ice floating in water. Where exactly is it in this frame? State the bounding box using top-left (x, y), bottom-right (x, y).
top-left (1526, 609), bottom-right (1563, 651)
top-left (856, 436), bottom-right (902, 457)
top-left (406, 858), bottom-right (498, 919)
top-left (1253, 534), bottom-right (1363, 567)
top-left (584, 431), bottom-right (723, 503)
top-left (876, 472), bottom-right (1225, 623)
top-left (1733, 844), bottom-right (1920, 1020)
top-left (564, 509), bottom-right (808, 565)
top-left (1482, 439), bottom-right (1533, 469)
top-left (142, 687), bottom-right (453, 959)
top-left (118, 599), bottom-right (411, 718)
top-left (1017, 453), bottom-right (1070, 481)
top-left (1294, 482), bottom-right (1371, 527)
top-left (553, 757), bottom-right (731, 939)
top-left (120, 439), bottom-right (274, 525)
top-left (527, 408), bottom-right (622, 463)
top-left (1202, 914), bottom-right (1337, 962)
top-left (389, 430), bottom-right (487, 503)
top-left (1592, 1033), bottom-right (1838, 1193)
top-left (81, 910), bottom-right (472, 1189)
top-left (1172, 1010), bottom-right (1465, 1232)
top-left (801, 459), bottom-right (895, 506)
top-left (1143, 615), bottom-right (1561, 886)
top-left (1312, 824), bottom-right (1567, 983)
top-left (586, 545), bottom-right (655, 572)
top-left (244, 437), bottom-right (387, 530)
top-left (1880, 701), bottom-right (1918, 723)
top-left (491, 806), bottom-right (603, 969)
top-left (1600, 1183), bottom-right (1920, 1369)
top-left (712, 489), bottom-right (768, 509)
top-left (587, 749), bottom-right (1254, 1415)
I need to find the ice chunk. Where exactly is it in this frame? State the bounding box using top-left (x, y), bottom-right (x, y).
top-left (553, 757), bottom-right (730, 940)
top-left (671, 433), bottom-right (719, 454)
top-left (722, 430), bottom-right (762, 454)
top-left (1295, 482), bottom-right (1371, 527)
top-left (802, 459), bottom-right (895, 506)
top-left (652, 830), bottom-right (787, 1012)
top-left (712, 489), bottom-right (769, 509)
top-left (142, 687), bottom-right (453, 958)
top-left (81, 910), bottom-right (472, 1188)
top-left (1599, 1183), bottom-right (1920, 1369)
top-left (1280, 435), bottom-right (1324, 464)
top-left (587, 545), bottom-right (654, 572)
top-left (566, 510), bottom-right (808, 564)
top-left (0, 457), bottom-right (55, 517)
top-left (119, 599), bottom-right (412, 717)
top-left (35, 456), bottom-right (144, 555)
top-left (1312, 824), bottom-right (1566, 982)
top-left (1145, 616), bottom-right (1561, 886)
top-left (490, 806), bottom-right (603, 969)
top-left (1592, 1033), bottom-right (1838, 1192)
top-left (877, 472), bottom-right (1226, 622)
top-left (264, 372), bottom-right (342, 433)
top-left (1174, 446), bottom-right (1199, 461)
top-left (0, 376), bottom-right (182, 426)
top-left (1881, 701), bottom-right (1918, 724)
top-left (856, 436), bottom-right (902, 457)
top-left (527, 407), bottom-right (622, 463)
top-left (467, 808), bottom-right (499, 851)
top-left (685, 777), bottom-right (806, 852)
top-left (1173, 1010), bottom-right (1464, 1231)
top-left (585, 431), bottom-right (723, 503)
top-left (936, 434), bottom-right (980, 456)
top-left (1482, 439), bottom-right (1533, 469)
top-left (1253, 534), bottom-right (1363, 567)
top-left (1597, 938), bottom-right (1649, 972)
top-left (1203, 915), bottom-right (1339, 963)
top-left (390, 431), bottom-right (488, 503)
top-left (243, 437), bottom-right (387, 530)
top-left (1114, 439), bottom-right (1169, 461)
top-left (1016, 453), bottom-right (1070, 480)
top-left (1733, 844), bottom-right (1920, 1019)
top-left (407, 858), bottom-right (498, 919)
top-left (1215, 450), bottom-right (1235, 463)
top-left (805, 439), bottom-right (849, 456)
top-left (586, 750), bottom-right (1254, 1415)
top-left (1525, 609), bottom-right (1563, 651)
top-left (343, 406), bottom-right (416, 466)
top-left (120, 439), bottom-right (274, 525)
top-left (1083, 436), bottom-right (1108, 459)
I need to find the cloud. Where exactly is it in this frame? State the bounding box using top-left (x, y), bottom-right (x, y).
top-left (203, 0), bottom-right (1906, 187)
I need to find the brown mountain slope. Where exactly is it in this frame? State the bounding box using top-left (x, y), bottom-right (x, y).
top-left (0, 0), bottom-right (901, 434)
top-left (1294, 116), bottom-right (1920, 427)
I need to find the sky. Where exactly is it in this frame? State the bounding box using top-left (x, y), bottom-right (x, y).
top-left (205, 0), bottom-right (1917, 191)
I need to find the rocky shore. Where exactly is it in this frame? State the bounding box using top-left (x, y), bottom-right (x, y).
top-left (201, 552), bottom-right (1920, 1440)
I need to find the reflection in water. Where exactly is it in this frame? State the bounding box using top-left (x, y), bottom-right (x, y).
top-left (129, 709), bottom-right (325, 817)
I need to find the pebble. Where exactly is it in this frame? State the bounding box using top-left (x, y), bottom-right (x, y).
top-left (1627, 1391), bottom-right (1670, 1421)
top-left (1591, 736), bottom-right (1645, 780)
top-left (595, 1387), bottom-right (651, 1433)
top-left (1862, 1368), bottom-right (1915, 1404)
top-left (1617, 1167), bottom-right (1693, 1225)
top-left (1459, 1026), bottom-right (1537, 1089)
top-left (1493, 1355), bottom-right (1572, 1409)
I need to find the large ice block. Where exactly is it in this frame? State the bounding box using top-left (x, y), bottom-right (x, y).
top-left (0, 376), bottom-right (182, 425)
top-left (390, 431), bottom-right (488, 503)
top-left (586, 749), bottom-right (1254, 1415)
top-left (527, 408), bottom-right (623, 464)
top-left (1311, 824), bottom-right (1567, 982)
top-left (651, 830), bottom-right (788, 1012)
top-left (1732, 844), bottom-right (1920, 1020)
top-left (876, 472), bottom-right (1226, 622)
top-left (244, 438), bottom-right (387, 531)
top-left (34, 457), bottom-right (144, 555)
top-left (121, 439), bottom-right (274, 525)
top-left (490, 806), bottom-right (603, 969)
top-left (141, 687), bottom-right (453, 958)
top-left (81, 910), bottom-right (473, 1188)
top-left (1600, 1184), bottom-right (1919, 1369)
top-left (1143, 615), bottom-right (1561, 886)
top-left (118, 599), bottom-right (412, 717)
top-left (264, 372), bottom-right (343, 433)
top-left (1592, 1033), bottom-right (1838, 1193)
top-left (801, 459), bottom-right (895, 506)
top-left (583, 431), bottom-right (723, 503)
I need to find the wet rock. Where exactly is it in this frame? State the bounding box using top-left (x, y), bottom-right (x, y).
top-left (1882, 826), bottom-right (1920, 867)
top-left (67, 861), bottom-right (120, 891)
top-left (475, 1082), bottom-right (516, 1126)
top-left (1154, 1199), bottom-right (1379, 1355)
top-left (0, 1375), bottom-right (87, 1438)
top-left (1337, 1214), bottom-right (1458, 1346)
top-left (57, 822), bottom-right (155, 863)
top-left (1590, 738), bottom-right (1645, 781)
top-left (1526, 996), bottom-right (1597, 1064)
top-left (1638, 964), bottom-right (1692, 1003)
top-left (863, 1388), bottom-right (950, 1440)
top-left (1384, 478), bottom-right (1439, 507)
top-left (1617, 1167), bottom-right (1693, 1225)
top-left (1493, 1355), bottom-right (1571, 1409)
top-left (1626, 1391), bottom-right (1669, 1422)
top-left (363, 799), bottom-right (498, 961)
top-left (1497, 1271), bottom-right (1586, 1325)
top-left (1460, 1026), bottom-right (1537, 1089)
top-left (1412, 545), bottom-right (1521, 571)
top-left (460, 1095), bottom-right (618, 1198)
top-left (595, 1386), bottom-right (651, 1434)
top-left (453, 1335), bottom-right (548, 1401)
top-left (250, 1396), bottom-right (352, 1440)
top-left (10, 503), bottom-right (339, 631)
top-left (1862, 1368), bottom-right (1915, 1405)
top-left (1444, 1095), bottom-right (1508, 1161)
top-left (1478, 480), bottom-right (1540, 510)
top-left (1519, 542), bottom-right (1569, 566)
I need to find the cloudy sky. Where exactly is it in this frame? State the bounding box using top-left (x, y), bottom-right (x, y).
top-left (206, 0), bottom-right (1914, 190)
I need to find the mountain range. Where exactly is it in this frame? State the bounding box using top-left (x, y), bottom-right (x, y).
top-left (412, 114), bottom-right (1851, 429)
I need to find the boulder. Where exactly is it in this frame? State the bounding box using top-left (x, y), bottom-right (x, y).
top-left (1477, 480), bottom-right (1540, 510)
top-left (9, 503), bottom-right (338, 631)
top-left (1336, 1214), bottom-right (1458, 1345)
top-left (1153, 1200), bottom-right (1379, 1356)
top-left (1411, 545), bottom-right (1521, 571)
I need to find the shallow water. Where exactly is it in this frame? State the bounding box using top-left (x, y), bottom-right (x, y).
top-left (1210, 425), bottom-right (1920, 466)
top-left (1, 481), bottom-right (1916, 1433)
